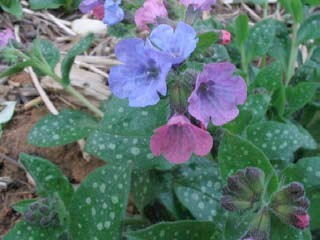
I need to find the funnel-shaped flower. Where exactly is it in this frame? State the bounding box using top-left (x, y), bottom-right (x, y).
top-left (150, 114), bottom-right (213, 164)
top-left (0, 28), bottom-right (14, 47)
top-left (149, 21), bottom-right (198, 64)
top-left (292, 210), bottom-right (310, 229)
top-left (188, 62), bottom-right (247, 126)
top-left (180, 0), bottom-right (216, 11)
top-left (109, 38), bottom-right (172, 107)
top-left (135, 0), bottom-right (168, 31)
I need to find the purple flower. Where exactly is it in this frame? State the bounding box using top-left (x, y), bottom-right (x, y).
top-left (79, 0), bottom-right (103, 13)
top-left (149, 21), bottom-right (198, 64)
top-left (188, 62), bottom-right (247, 126)
top-left (150, 114), bottom-right (213, 164)
top-left (109, 38), bottom-right (172, 107)
top-left (180, 0), bottom-right (216, 11)
top-left (0, 28), bottom-right (14, 47)
top-left (103, 0), bottom-right (124, 25)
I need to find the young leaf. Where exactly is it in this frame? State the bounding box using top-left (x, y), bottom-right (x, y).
top-left (218, 131), bottom-right (278, 192)
top-left (85, 97), bottom-right (172, 170)
top-left (0, 0), bottom-right (22, 19)
top-left (196, 31), bottom-right (220, 52)
top-left (3, 221), bottom-right (66, 240)
top-left (69, 162), bottom-right (132, 240)
top-left (19, 153), bottom-right (74, 207)
top-left (29, 0), bottom-right (65, 10)
top-left (126, 220), bottom-right (221, 240)
top-left (11, 199), bottom-right (37, 214)
top-left (61, 34), bottom-right (94, 86)
top-left (242, 94), bottom-right (271, 123)
top-left (279, 0), bottom-right (304, 23)
top-left (0, 60), bottom-right (33, 78)
top-left (234, 14), bottom-right (249, 48)
top-left (28, 109), bottom-right (98, 147)
top-left (246, 19), bottom-right (276, 62)
top-left (297, 14), bottom-right (320, 43)
top-left (246, 122), bottom-right (317, 161)
top-left (35, 39), bottom-right (60, 72)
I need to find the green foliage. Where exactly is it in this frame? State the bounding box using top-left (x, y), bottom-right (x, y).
top-left (127, 221), bottom-right (221, 240)
top-left (196, 31), bottom-right (220, 52)
top-left (69, 163), bottom-right (132, 240)
top-left (61, 34), bottom-right (94, 86)
top-left (28, 109), bottom-right (98, 147)
top-left (234, 14), bottom-right (249, 48)
top-left (280, 0), bottom-right (304, 23)
top-left (29, 0), bottom-right (81, 10)
top-left (0, 0), bottom-right (22, 18)
top-left (297, 14), bottom-right (320, 43)
top-left (253, 62), bottom-right (283, 92)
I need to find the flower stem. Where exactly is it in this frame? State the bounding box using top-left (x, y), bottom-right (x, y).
top-left (285, 23), bottom-right (300, 86)
top-left (240, 46), bottom-right (248, 83)
top-left (65, 85), bottom-right (104, 118)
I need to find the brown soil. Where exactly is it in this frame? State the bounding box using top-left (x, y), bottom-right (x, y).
top-left (0, 96), bottom-right (104, 235)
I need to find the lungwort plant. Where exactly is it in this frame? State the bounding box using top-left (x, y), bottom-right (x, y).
top-left (1, 0), bottom-right (320, 239)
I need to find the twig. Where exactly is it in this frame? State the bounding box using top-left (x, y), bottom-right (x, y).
top-left (45, 11), bottom-right (76, 36)
top-left (76, 56), bottom-right (121, 66)
top-left (23, 96), bottom-right (43, 110)
top-left (75, 60), bottom-right (109, 78)
top-left (0, 153), bottom-right (25, 170)
top-left (241, 3), bottom-right (262, 22)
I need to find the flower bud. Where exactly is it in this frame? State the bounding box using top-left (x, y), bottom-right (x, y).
top-left (271, 182), bottom-right (305, 206)
top-left (245, 167), bottom-right (265, 195)
top-left (218, 30), bottom-right (231, 45)
top-left (290, 209), bottom-right (310, 230)
top-left (221, 195), bottom-right (252, 212)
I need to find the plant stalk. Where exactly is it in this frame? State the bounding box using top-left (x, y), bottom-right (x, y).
top-left (285, 23), bottom-right (300, 86)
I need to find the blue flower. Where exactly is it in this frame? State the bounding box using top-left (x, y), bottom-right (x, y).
top-left (103, 0), bottom-right (124, 25)
top-left (109, 38), bottom-right (172, 107)
top-left (149, 21), bottom-right (198, 64)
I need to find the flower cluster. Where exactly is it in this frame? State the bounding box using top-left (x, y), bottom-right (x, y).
top-left (0, 28), bottom-right (14, 47)
top-left (222, 167), bottom-right (310, 239)
top-left (107, 0), bottom-right (246, 164)
top-left (79, 0), bottom-right (124, 25)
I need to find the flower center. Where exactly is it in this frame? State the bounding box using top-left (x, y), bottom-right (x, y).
top-left (146, 59), bottom-right (159, 79)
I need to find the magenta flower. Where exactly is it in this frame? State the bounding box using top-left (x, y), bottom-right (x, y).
top-left (109, 38), bottom-right (172, 107)
top-left (219, 30), bottom-right (231, 45)
top-left (180, 0), bottom-right (216, 11)
top-left (0, 28), bottom-right (15, 47)
top-left (135, 0), bottom-right (168, 31)
top-left (292, 211), bottom-right (310, 229)
top-left (92, 5), bottom-right (104, 19)
top-left (150, 114), bottom-right (213, 164)
top-left (188, 62), bottom-right (247, 127)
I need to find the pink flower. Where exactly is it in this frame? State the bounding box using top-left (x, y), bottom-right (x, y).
top-left (219, 30), bottom-right (231, 45)
top-left (0, 28), bottom-right (15, 47)
top-left (188, 62), bottom-right (247, 127)
top-left (293, 212), bottom-right (310, 229)
top-left (92, 4), bottom-right (104, 19)
top-left (180, 0), bottom-right (216, 11)
top-left (134, 0), bottom-right (168, 31)
top-left (150, 114), bottom-right (213, 164)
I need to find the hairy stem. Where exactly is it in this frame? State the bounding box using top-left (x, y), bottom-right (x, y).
top-left (285, 23), bottom-right (300, 86)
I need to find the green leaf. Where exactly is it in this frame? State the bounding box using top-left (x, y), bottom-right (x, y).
top-left (28, 109), bottom-right (97, 147)
top-left (279, 0), bottom-right (304, 23)
top-left (19, 153), bottom-right (74, 207)
top-left (234, 14), bottom-right (249, 48)
top-left (253, 62), bottom-right (283, 92)
top-left (61, 34), bottom-right (94, 86)
top-left (303, 0), bottom-right (320, 6)
top-left (11, 199), bottom-right (37, 214)
top-left (29, 0), bottom-right (64, 9)
top-left (36, 39), bottom-right (60, 71)
top-left (297, 14), bottom-right (320, 43)
top-left (285, 82), bottom-right (319, 115)
top-left (223, 110), bottom-right (252, 134)
top-left (69, 162), bottom-right (132, 240)
top-left (246, 19), bottom-right (276, 61)
top-left (85, 97), bottom-right (172, 170)
top-left (107, 23), bottom-right (136, 38)
top-left (196, 32), bottom-right (220, 52)
top-left (246, 121), bottom-right (317, 161)
top-left (3, 221), bottom-right (66, 240)
top-left (126, 220), bottom-right (221, 240)
top-left (271, 86), bottom-right (286, 116)
top-left (223, 213), bottom-right (252, 239)
top-left (0, 0), bottom-right (22, 18)
top-left (0, 101), bottom-right (16, 124)
top-left (218, 132), bottom-right (278, 192)
top-left (242, 94), bottom-right (271, 123)
top-left (0, 60), bottom-right (33, 78)
top-left (173, 157), bottom-right (225, 225)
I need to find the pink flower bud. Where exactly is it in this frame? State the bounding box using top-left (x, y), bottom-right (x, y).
top-left (292, 212), bottom-right (310, 229)
top-left (219, 30), bottom-right (231, 45)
